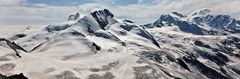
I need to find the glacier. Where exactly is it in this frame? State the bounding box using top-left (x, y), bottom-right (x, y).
top-left (0, 9), bottom-right (240, 79)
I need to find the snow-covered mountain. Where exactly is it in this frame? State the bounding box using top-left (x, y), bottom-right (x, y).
top-left (144, 8), bottom-right (240, 35)
top-left (0, 9), bottom-right (240, 79)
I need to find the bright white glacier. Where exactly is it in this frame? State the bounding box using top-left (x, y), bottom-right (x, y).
top-left (0, 9), bottom-right (240, 79)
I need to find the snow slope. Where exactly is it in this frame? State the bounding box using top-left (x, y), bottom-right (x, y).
top-left (0, 9), bottom-right (240, 79)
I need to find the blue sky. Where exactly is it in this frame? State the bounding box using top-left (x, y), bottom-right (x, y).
top-left (27, 0), bottom-right (95, 6)
top-left (26, 0), bottom-right (140, 6)
top-left (0, 0), bottom-right (240, 27)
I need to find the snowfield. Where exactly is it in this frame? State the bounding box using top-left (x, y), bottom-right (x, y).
top-left (1, 9), bottom-right (240, 79)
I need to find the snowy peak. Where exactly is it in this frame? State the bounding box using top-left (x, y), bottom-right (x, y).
top-left (145, 13), bottom-right (207, 35)
top-left (68, 12), bottom-right (80, 21)
top-left (207, 15), bottom-right (232, 29)
top-left (171, 12), bottom-right (185, 18)
top-left (157, 12), bottom-right (186, 24)
top-left (92, 9), bottom-right (114, 18)
top-left (91, 9), bottom-right (114, 29)
top-left (11, 9), bottom-right (161, 53)
top-left (45, 9), bottom-right (116, 33)
top-left (191, 14), bottom-right (240, 33)
top-left (189, 8), bottom-right (211, 17)
top-left (145, 9), bottom-right (240, 35)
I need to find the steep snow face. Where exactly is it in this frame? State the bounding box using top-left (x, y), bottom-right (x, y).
top-left (144, 13), bottom-right (207, 35)
top-left (191, 14), bottom-right (240, 33)
top-left (189, 9), bottom-right (240, 33)
top-left (188, 8), bottom-right (211, 18)
top-left (1, 9), bottom-right (240, 79)
top-left (0, 9), bottom-right (161, 79)
top-left (13, 9), bottom-right (159, 52)
top-left (144, 27), bottom-right (240, 79)
top-left (145, 9), bottom-right (240, 35)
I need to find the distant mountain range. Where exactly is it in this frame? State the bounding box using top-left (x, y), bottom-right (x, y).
top-left (144, 8), bottom-right (240, 35)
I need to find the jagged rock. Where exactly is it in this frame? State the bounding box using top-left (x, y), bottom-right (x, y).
top-left (176, 21), bottom-right (204, 35)
top-left (0, 73), bottom-right (28, 79)
top-left (172, 12), bottom-right (184, 17)
top-left (153, 19), bottom-right (164, 27)
top-left (123, 19), bottom-right (134, 23)
top-left (91, 9), bottom-right (114, 29)
top-left (0, 38), bottom-right (27, 58)
top-left (182, 56), bottom-right (229, 79)
top-left (177, 58), bottom-right (190, 71)
top-left (92, 43), bottom-right (101, 51)
top-left (9, 34), bottom-right (26, 40)
top-left (235, 42), bottom-right (240, 49)
top-left (0, 74), bottom-right (7, 78)
top-left (208, 15), bottom-right (232, 29)
top-left (68, 12), bottom-right (80, 21)
top-left (194, 40), bottom-right (211, 49)
top-left (45, 24), bottom-right (71, 32)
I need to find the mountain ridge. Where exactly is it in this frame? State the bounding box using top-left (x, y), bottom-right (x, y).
top-left (0, 9), bottom-right (240, 79)
top-left (144, 8), bottom-right (240, 35)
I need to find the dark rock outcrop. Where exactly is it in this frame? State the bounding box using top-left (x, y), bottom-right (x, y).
top-left (194, 40), bottom-right (211, 49)
top-left (10, 34), bottom-right (26, 40)
top-left (182, 56), bottom-right (230, 79)
top-left (92, 43), bottom-right (101, 51)
top-left (177, 58), bottom-right (191, 71)
top-left (45, 24), bottom-right (71, 32)
top-left (0, 73), bottom-right (28, 79)
top-left (68, 12), bottom-right (80, 21)
top-left (0, 38), bottom-right (27, 58)
top-left (91, 9), bottom-right (114, 30)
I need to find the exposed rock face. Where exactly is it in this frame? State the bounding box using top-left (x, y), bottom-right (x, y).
top-left (0, 73), bottom-right (28, 79)
top-left (0, 38), bottom-right (27, 58)
top-left (91, 9), bottom-right (114, 30)
top-left (194, 40), bottom-right (211, 49)
top-left (45, 24), bottom-right (71, 32)
top-left (9, 34), bottom-right (26, 40)
top-left (172, 12), bottom-right (185, 17)
top-left (68, 12), bottom-right (80, 21)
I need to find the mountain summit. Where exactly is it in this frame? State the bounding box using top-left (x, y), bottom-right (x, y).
top-left (189, 8), bottom-right (211, 17)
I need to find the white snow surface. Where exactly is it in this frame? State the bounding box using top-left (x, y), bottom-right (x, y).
top-left (1, 10), bottom-right (240, 79)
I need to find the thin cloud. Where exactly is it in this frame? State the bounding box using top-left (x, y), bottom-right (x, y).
top-left (0, 0), bottom-right (240, 26)
top-left (137, 0), bottom-right (143, 4)
top-left (0, 0), bottom-right (25, 6)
